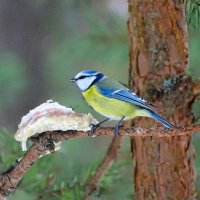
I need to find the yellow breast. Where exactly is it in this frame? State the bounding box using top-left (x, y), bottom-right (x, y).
top-left (82, 85), bottom-right (149, 120)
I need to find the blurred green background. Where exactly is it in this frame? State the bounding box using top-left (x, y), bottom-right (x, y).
top-left (0, 1), bottom-right (200, 199)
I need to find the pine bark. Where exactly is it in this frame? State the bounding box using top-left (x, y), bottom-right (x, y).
top-left (127, 0), bottom-right (197, 199)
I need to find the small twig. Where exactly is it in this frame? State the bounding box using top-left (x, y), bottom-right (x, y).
top-left (0, 125), bottom-right (200, 199)
top-left (83, 136), bottom-right (123, 200)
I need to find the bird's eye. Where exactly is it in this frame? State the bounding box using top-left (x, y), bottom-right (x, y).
top-left (78, 75), bottom-right (87, 80)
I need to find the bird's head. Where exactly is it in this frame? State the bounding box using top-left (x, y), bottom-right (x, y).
top-left (70, 70), bottom-right (106, 91)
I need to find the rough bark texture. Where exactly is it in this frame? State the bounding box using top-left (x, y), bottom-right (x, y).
top-left (127, 0), bottom-right (199, 199)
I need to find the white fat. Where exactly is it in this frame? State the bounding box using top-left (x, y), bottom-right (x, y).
top-left (19, 100), bottom-right (74, 128)
top-left (76, 76), bottom-right (96, 91)
top-left (22, 139), bottom-right (27, 151)
top-left (15, 100), bottom-right (98, 151)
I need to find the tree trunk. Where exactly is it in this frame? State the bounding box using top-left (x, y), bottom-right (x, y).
top-left (128, 0), bottom-right (197, 199)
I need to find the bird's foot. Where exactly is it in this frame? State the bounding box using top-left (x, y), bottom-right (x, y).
top-left (114, 116), bottom-right (125, 135)
top-left (88, 118), bottom-right (110, 136)
top-left (114, 125), bottom-right (124, 136)
top-left (42, 138), bottom-right (55, 153)
top-left (89, 123), bottom-right (99, 136)
top-left (113, 116), bottom-right (125, 136)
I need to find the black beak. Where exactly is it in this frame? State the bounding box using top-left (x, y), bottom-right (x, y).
top-left (70, 78), bottom-right (76, 82)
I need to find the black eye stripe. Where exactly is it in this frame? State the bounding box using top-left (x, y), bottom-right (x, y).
top-left (78, 75), bottom-right (87, 80)
top-left (77, 75), bottom-right (95, 80)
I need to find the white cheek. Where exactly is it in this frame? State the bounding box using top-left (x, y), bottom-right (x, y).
top-left (76, 76), bottom-right (96, 91)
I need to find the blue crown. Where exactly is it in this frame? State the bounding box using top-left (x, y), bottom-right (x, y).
top-left (82, 70), bottom-right (99, 75)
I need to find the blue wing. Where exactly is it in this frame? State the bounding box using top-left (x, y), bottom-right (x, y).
top-left (112, 89), bottom-right (153, 110)
top-left (96, 78), bottom-right (152, 110)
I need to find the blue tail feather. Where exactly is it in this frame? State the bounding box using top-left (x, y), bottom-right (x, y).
top-left (149, 111), bottom-right (175, 128)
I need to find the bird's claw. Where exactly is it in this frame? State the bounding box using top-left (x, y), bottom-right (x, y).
top-left (114, 125), bottom-right (123, 136)
top-left (89, 123), bottom-right (99, 136)
top-left (88, 118), bottom-right (110, 136)
top-left (42, 138), bottom-right (55, 153)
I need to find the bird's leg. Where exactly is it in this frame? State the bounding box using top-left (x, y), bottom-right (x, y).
top-left (89, 118), bottom-right (110, 136)
top-left (114, 116), bottom-right (125, 136)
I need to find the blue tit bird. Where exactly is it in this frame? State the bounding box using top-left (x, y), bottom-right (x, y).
top-left (71, 70), bottom-right (175, 135)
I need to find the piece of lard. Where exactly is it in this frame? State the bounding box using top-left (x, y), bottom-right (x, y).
top-left (15, 100), bottom-right (98, 151)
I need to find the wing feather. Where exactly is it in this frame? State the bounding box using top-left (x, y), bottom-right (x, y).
top-left (113, 89), bottom-right (153, 110)
top-left (97, 78), bottom-right (154, 110)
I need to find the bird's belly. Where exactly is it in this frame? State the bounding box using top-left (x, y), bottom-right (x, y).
top-left (82, 86), bottom-right (148, 120)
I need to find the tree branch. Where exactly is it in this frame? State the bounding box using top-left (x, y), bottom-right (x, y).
top-left (0, 125), bottom-right (200, 199)
top-left (0, 142), bottom-right (45, 200)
